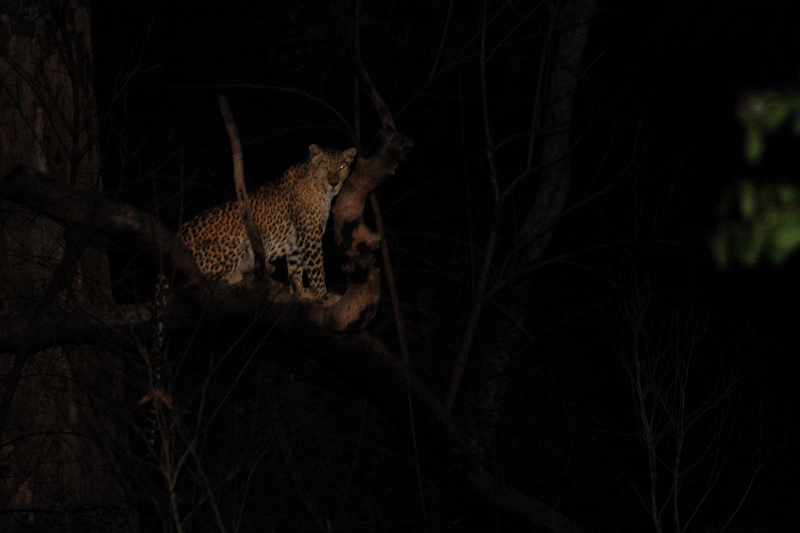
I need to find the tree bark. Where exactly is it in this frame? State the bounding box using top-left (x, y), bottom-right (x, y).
top-left (521, 0), bottom-right (596, 260)
top-left (0, 0), bottom-right (122, 523)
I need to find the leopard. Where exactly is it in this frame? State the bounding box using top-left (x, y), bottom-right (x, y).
top-left (178, 144), bottom-right (357, 300)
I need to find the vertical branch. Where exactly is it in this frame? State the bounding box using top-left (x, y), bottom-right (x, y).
top-left (623, 277), bottom-right (665, 533)
top-left (332, 56), bottom-right (412, 330)
top-left (427, 0), bottom-right (456, 84)
top-left (370, 195), bottom-right (410, 364)
top-left (352, 11), bottom-right (423, 517)
top-left (444, 0), bottom-right (503, 414)
top-left (218, 95), bottom-right (267, 280)
top-left (523, 1), bottom-right (555, 178)
top-left (354, 0), bottom-right (409, 361)
top-left (353, 0), bottom-right (362, 143)
top-left (616, 272), bottom-right (763, 533)
top-left (520, 0), bottom-right (595, 261)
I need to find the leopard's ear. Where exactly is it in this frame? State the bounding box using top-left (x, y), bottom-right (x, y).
top-left (342, 147), bottom-right (357, 163)
top-left (309, 144), bottom-right (323, 156)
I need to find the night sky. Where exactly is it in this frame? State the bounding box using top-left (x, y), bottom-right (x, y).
top-left (88, 1), bottom-right (800, 531)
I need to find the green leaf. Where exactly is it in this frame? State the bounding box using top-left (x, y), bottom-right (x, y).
top-left (743, 128), bottom-right (764, 164)
top-left (738, 180), bottom-right (758, 218)
top-left (769, 210), bottom-right (800, 264)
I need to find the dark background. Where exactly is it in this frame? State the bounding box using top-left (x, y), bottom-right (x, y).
top-left (89, 1), bottom-right (800, 531)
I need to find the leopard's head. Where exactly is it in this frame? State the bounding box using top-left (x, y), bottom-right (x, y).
top-left (307, 144), bottom-right (357, 195)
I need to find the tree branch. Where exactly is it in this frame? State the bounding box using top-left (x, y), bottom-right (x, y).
top-left (294, 330), bottom-right (584, 533)
top-left (519, 0), bottom-right (596, 262)
top-left (331, 59), bottom-right (414, 328)
top-left (0, 164), bottom-right (584, 532)
top-left (0, 165), bottom-right (370, 332)
top-left (218, 94), bottom-right (268, 280)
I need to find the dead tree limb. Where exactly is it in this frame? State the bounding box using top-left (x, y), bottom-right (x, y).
top-left (218, 94), bottom-right (268, 280)
top-left (330, 56), bottom-right (414, 330)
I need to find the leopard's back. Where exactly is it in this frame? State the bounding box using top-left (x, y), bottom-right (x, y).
top-left (252, 180), bottom-right (298, 262)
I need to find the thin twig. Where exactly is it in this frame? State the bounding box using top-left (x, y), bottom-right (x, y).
top-left (444, 0), bottom-right (502, 414)
top-left (370, 194), bottom-right (409, 364)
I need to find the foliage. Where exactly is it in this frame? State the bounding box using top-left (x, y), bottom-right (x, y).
top-left (713, 89), bottom-right (800, 268)
top-left (739, 90), bottom-right (800, 164)
top-left (713, 179), bottom-right (800, 267)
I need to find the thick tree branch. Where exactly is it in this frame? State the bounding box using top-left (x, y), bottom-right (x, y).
top-left (0, 165), bottom-right (370, 332)
top-left (520, 0), bottom-right (595, 262)
top-left (331, 137), bottom-right (413, 328)
top-left (0, 303), bottom-right (150, 354)
top-left (0, 164), bottom-right (583, 532)
top-left (0, 165), bottom-right (212, 306)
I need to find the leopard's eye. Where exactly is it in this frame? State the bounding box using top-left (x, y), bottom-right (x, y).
top-left (338, 165), bottom-right (346, 171)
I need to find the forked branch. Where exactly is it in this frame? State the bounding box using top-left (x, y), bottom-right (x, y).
top-left (329, 56), bottom-right (414, 329)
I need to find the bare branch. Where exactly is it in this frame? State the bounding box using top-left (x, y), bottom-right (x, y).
top-left (353, 55), bottom-right (397, 133)
top-left (298, 331), bottom-right (585, 533)
top-left (218, 94), bottom-right (268, 280)
top-left (330, 65), bottom-right (413, 328)
top-left (208, 83), bottom-right (353, 137)
top-left (443, 0), bottom-right (503, 415)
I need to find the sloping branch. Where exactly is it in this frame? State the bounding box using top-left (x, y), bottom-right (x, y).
top-left (0, 166), bottom-right (212, 304)
top-left (297, 330), bottom-right (583, 532)
top-left (0, 162), bottom-right (584, 532)
top-left (0, 165), bottom-right (374, 332)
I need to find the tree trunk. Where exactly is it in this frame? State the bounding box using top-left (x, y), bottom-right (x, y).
top-left (468, 0), bottom-right (596, 459)
top-left (0, 0), bottom-right (120, 524)
top-left (521, 0), bottom-right (595, 259)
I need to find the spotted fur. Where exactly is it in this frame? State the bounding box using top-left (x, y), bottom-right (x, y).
top-left (178, 144), bottom-right (357, 300)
